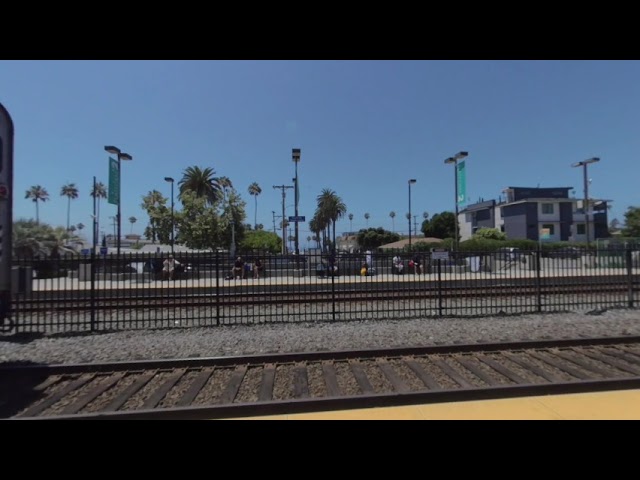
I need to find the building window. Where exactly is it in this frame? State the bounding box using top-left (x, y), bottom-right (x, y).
top-left (541, 203), bottom-right (554, 214)
top-left (542, 224), bottom-right (555, 235)
top-left (576, 224), bottom-right (586, 235)
top-left (500, 225), bottom-right (505, 232)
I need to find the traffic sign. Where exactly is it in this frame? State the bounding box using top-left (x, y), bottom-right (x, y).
top-left (81, 249), bottom-right (90, 256)
top-left (100, 247), bottom-right (108, 255)
top-left (288, 216), bottom-right (306, 222)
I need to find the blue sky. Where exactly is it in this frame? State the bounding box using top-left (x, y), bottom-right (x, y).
top-left (1, 60), bottom-right (638, 243)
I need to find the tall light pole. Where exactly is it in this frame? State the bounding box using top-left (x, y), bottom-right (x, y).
top-left (292, 148), bottom-right (301, 255)
top-left (273, 184), bottom-right (294, 254)
top-left (164, 177), bottom-right (175, 256)
top-left (408, 179), bottom-right (417, 250)
top-left (444, 151), bottom-right (468, 251)
top-left (571, 157), bottom-right (600, 247)
top-left (104, 146), bottom-right (132, 255)
top-left (92, 177), bottom-right (97, 253)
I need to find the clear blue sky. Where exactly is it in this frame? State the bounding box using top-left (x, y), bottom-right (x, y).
top-left (1, 60), bottom-right (638, 242)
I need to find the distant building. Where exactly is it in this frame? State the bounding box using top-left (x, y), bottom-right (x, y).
top-left (459, 186), bottom-right (610, 242)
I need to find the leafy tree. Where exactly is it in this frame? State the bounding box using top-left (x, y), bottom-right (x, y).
top-left (25, 185), bottom-right (49, 224)
top-left (473, 227), bottom-right (506, 241)
top-left (178, 166), bottom-right (221, 206)
top-left (175, 190), bottom-right (220, 250)
top-left (61, 183), bottom-right (79, 231)
top-left (219, 188), bottom-right (248, 250)
top-left (13, 219), bottom-right (78, 257)
top-left (422, 211), bottom-right (456, 240)
top-left (623, 206), bottom-right (640, 237)
top-left (356, 228), bottom-right (400, 250)
top-left (141, 190), bottom-right (167, 243)
top-left (248, 182), bottom-right (262, 229)
top-left (240, 229), bottom-right (281, 253)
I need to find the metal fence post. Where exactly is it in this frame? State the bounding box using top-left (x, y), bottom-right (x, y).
top-left (331, 256), bottom-right (336, 322)
top-left (215, 249), bottom-right (220, 326)
top-left (437, 259), bottom-right (443, 317)
top-left (627, 247), bottom-right (634, 308)
top-left (90, 249), bottom-right (96, 331)
top-left (536, 248), bottom-right (542, 313)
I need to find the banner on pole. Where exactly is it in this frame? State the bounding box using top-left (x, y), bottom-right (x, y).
top-left (457, 160), bottom-right (466, 205)
top-left (108, 157), bottom-right (119, 205)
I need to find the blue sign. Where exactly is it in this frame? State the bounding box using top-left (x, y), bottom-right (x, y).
top-left (288, 216), bottom-right (306, 222)
top-left (81, 249), bottom-right (90, 256)
top-left (100, 247), bottom-right (108, 255)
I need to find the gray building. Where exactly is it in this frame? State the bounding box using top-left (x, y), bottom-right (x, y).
top-left (459, 187), bottom-right (609, 242)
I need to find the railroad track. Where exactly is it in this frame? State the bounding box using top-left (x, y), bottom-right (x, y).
top-left (13, 282), bottom-right (637, 312)
top-left (2, 336), bottom-right (640, 419)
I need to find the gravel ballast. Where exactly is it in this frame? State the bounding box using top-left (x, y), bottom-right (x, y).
top-left (1, 309), bottom-right (639, 366)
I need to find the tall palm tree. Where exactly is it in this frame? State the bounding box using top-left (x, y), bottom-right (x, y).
top-left (389, 211), bottom-right (396, 232)
top-left (90, 181), bottom-right (107, 242)
top-left (25, 185), bottom-right (49, 224)
top-left (219, 176), bottom-right (233, 203)
top-left (348, 213), bottom-right (354, 232)
top-left (76, 223), bottom-right (85, 232)
top-left (248, 182), bottom-right (262, 229)
top-left (61, 183), bottom-right (79, 231)
top-left (178, 166), bottom-right (222, 205)
top-left (317, 189), bottom-right (347, 252)
top-left (423, 211), bottom-right (429, 220)
top-left (129, 216), bottom-right (137, 234)
top-left (364, 212), bottom-right (370, 228)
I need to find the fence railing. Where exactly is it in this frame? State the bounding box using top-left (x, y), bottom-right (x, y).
top-left (6, 248), bottom-right (640, 333)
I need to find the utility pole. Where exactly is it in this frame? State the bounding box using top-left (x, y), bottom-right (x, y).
top-left (273, 184), bottom-right (293, 254)
top-left (272, 210), bottom-right (278, 235)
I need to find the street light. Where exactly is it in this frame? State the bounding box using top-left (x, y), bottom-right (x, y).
top-left (164, 177), bottom-right (175, 256)
top-left (273, 184), bottom-right (294, 254)
top-left (408, 179), bottom-right (417, 250)
top-left (444, 151), bottom-right (468, 251)
top-left (571, 157), bottom-right (600, 247)
top-left (104, 145), bottom-right (133, 255)
top-left (292, 148), bottom-right (301, 256)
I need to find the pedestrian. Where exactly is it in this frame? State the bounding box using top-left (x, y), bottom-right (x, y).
top-left (162, 255), bottom-right (179, 280)
top-left (253, 258), bottom-right (263, 279)
top-left (412, 253), bottom-right (422, 275)
top-left (393, 254), bottom-right (404, 274)
top-left (365, 250), bottom-right (373, 269)
top-left (232, 257), bottom-right (244, 279)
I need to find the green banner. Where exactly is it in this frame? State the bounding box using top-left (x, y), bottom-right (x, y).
top-left (108, 157), bottom-right (119, 205)
top-left (457, 160), bottom-right (466, 205)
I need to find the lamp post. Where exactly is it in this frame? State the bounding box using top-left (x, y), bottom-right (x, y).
top-left (408, 179), bottom-right (417, 250)
top-left (273, 184), bottom-right (294, 254)
top-left (164, 177), bottom-right (175, 256)
top-left (104, 146), bottom-right (133, 255)
top-left (292, 148), bottom-right (301, 256)
top-left (92, 177), bottom-right (97, 253)
top-left (444, 151), bottom-right (468, 251)
top-left (571, 157), bottom-right (600, 247)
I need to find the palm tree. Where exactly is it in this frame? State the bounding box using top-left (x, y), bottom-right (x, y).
top-left (76, 223), bottom-right (85, 232)
top-left (25, 185), bottom-right (49, 224)
top-left (348, 213), bottom-right (354, 231)
top-left (389, 211), bottom-right (396, 232)
top-left (364, 212), bottom-right (370, 228)
top-left (248, 182), bottom-right (262, 229)
top-left (219, 176), bottom-right (233, 203)
top-left (317, 189), bottom-right (347, 252)
top-left (90, 181), bottom-right (108, 241)
top-left (129, 216), bottom-right (137, 234)
top-left (423, 211), bottom-right (429, 220)
top-left (61, 183), bottom-right (79, 231)
top-left (178, 166), bottom-right (222, 205)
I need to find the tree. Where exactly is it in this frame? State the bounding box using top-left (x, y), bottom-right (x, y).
top-left (473, 227), bottom-right (506, 241)
top-left (389, 211), bottom-right (396, 232)
top-left (240, 229), bottom-right (281, 253)
top-left (25, 185), bottom-right (49, 224)
top-left (90, 181), bottom-right (107, 240)
top-left (60, 183), bottom-right (79, 231)
top-left (623, 206), bottom-right (640, 237)
top-left (141, 190), bottom-right (168, 243)
top-left (422, 211), bottom-right (456, 240)
top-left (76, 223), bottom-right (85, 232)
top-left (248, 182), bottom-right (262, 229)
top-left (356, 227), bottom-right (400, 250)
top-left (348, 213), bottom-right (354, 231)
top-left (316, 189), bottom-right (347, 252)
top-left (175, 190), bottom-right (220, 250)
top-left (12, 219), bottom-right (78, 257)
top-left (364, 212), bottom-right (370, 228)
top-left (129, 216), bottom-right (137, 234)
top-left (178, 166), bottom-right (222, 206)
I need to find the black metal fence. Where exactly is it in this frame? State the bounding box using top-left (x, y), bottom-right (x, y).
top-left (6, 247), bottom-right (640, 333)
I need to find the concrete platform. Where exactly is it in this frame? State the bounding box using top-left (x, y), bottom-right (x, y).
top-left (228, 389), bottom-right (640, 420)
